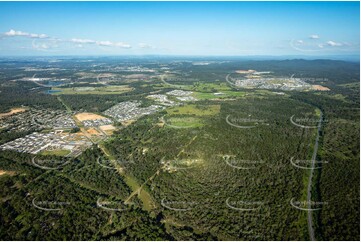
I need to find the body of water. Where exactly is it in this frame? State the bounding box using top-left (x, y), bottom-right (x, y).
top-left (45, 90), bottom-right (62, 94)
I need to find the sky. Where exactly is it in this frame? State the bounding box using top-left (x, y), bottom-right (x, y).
top-left (0, 1), bottom-right (359, 57)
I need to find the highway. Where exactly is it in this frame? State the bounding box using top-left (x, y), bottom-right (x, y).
top-left (225, 73), bottom-right (238, 88)
top-left (307, 110), bottom-right (323, 241)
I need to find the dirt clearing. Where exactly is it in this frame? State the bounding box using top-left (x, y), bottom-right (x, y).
top-left (75, 112), bottom-right (106, 121)
top-left (99, 125), bottom-right (116, 131)
top-left (0, 108), bottom-right (26, 119)
top-left (87, 128), bottom-right (101, 135)
top-left (312, 85), bottom-right (330, 91)
top-left (0, 170), bottom-right (16, 176)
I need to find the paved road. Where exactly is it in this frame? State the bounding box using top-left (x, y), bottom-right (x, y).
top-left (307, 110), bottom-right (323, 241)
top-left (31, 74), bottom-right (53, 87)
top-left (225, 73), bottom-right (242, 89)
top-left (225, 74), bottom-right (235, 87)
top-left (159, 75), bottom-right (184, 89)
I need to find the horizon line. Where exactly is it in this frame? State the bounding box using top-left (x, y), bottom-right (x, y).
top-left (0, 54), bottom-right (359, 62)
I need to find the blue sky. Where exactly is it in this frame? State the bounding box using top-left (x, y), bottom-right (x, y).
top-left (0, 1), bottom-right (359, 57)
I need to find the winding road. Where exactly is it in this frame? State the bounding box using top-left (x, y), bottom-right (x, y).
top-left (225, 73), bottom-right (236, 88)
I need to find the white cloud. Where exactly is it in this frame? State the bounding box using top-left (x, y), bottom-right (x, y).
top-left (114, 42), bottom-right (131, 48)
top-left (309, 34), bottom-right (320, 39)
top-left (71, 38), bottom-right (95, 44)
top-left (96, 41), bottom-right (131, 48)
top-left (296, 40), bottom-right (303, 44)
top-left (3, 29), bottom-right (131, 49)
top-left (139, 43), bottom-right (154, 49)
top-left (326, 40), bottom-right (343, 47)
top-left (71, 39), bottom-right (131, 48)
top-left (4, 29), bottom-right (48, 39)
top-left (5, 29), bottom-right (28, 37)
top-left (289, 39), bottom-right (323, 52)
top-left (30, 33), bottom-right (48, 38)
top-left (39, 44), bottom-right (49, 49)
top-left (31, 39), bottom-right (59, 52)
top-left (318, 44), bottom-right (324, 48)
top-left (96, 40), bottom-right (113, 46)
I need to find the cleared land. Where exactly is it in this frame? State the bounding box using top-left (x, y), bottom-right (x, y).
top-left (193, 90), bottom-right (249, 100)
top-left (0, 108), bottom-right (26, 119)
top-left (99, 124), bottom-right (116, 131)
top-left (122, 120), bottom-right (136, 126)
top-left (167, 117), bottom-right (204, 128)
top-left (312, 85), bottom-right (330, 91)
top-left (235, 70), bottom-right (255, 74)
top-left (87, 128), bottom-right (101, 136)
top-left (165, 104), bottom-right (219, 128)
top-left (75, 112), bottom-right (107, 121)
top-left (0, 170), bottom-right (16, 176)
top-left (99, 125), bottom-right (116, 135)
top-left (166, 104), bottom-right (220, 116)
top-left (51, 85), bottom-right (133, 95)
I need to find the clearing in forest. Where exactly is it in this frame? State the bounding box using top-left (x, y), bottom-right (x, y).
top-left (75, 112), bottom-right (107, 121)
top-left (166, 104), bottom-right (220, 116)
top-left (0, 108), bottom-right (26, 119)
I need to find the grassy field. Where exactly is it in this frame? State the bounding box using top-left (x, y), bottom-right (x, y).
top-left (338, 82), bottom-right (359, 88)
top-left (51, 85), bottom-right (133, 95)
top-left (166, 104), bottom-right (220, 116)
top-left (192, 92), bottom-right (222, 99)
top-left (165, 104), bottom-right (219, 128)
top-left (123, 175), bottom-right (156, 211)
top-left (190, 82), bottom-right (232, 92)
top-left (167, 117), bottom-right (204, 128)
top-left (193, 90), bottom-right (248, 100)
top-left (40, 149), bottom-right (70, 156)
top-left (98, 142), bottom-right (156, 211)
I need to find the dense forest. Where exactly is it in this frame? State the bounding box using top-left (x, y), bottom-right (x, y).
top-left (0, 58), bottom-right (359, 240)
top-left (104, 97), bottom-right (322, 240)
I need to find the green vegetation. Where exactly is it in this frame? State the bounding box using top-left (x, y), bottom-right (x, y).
top-left (166, 104), bottom-right (220, 116)
top-left (0, 58), bottom-right (359, 240)
top-left (52, 85), bottom-right (133, 95)
top-left (0, 82), bottom-right (64, 113)
top-left (97, 143), bottom-right (156, 211)
top-left (104, 97), bottom-right (321, 240)
top-left (167, 117), bottom-right (204, 128)
top-left (0, 148), bottom-right (171, 240)
top-left (39, 149), bottom-right (71, 156)
top-left (292, 91), bottom-right (360, 241)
